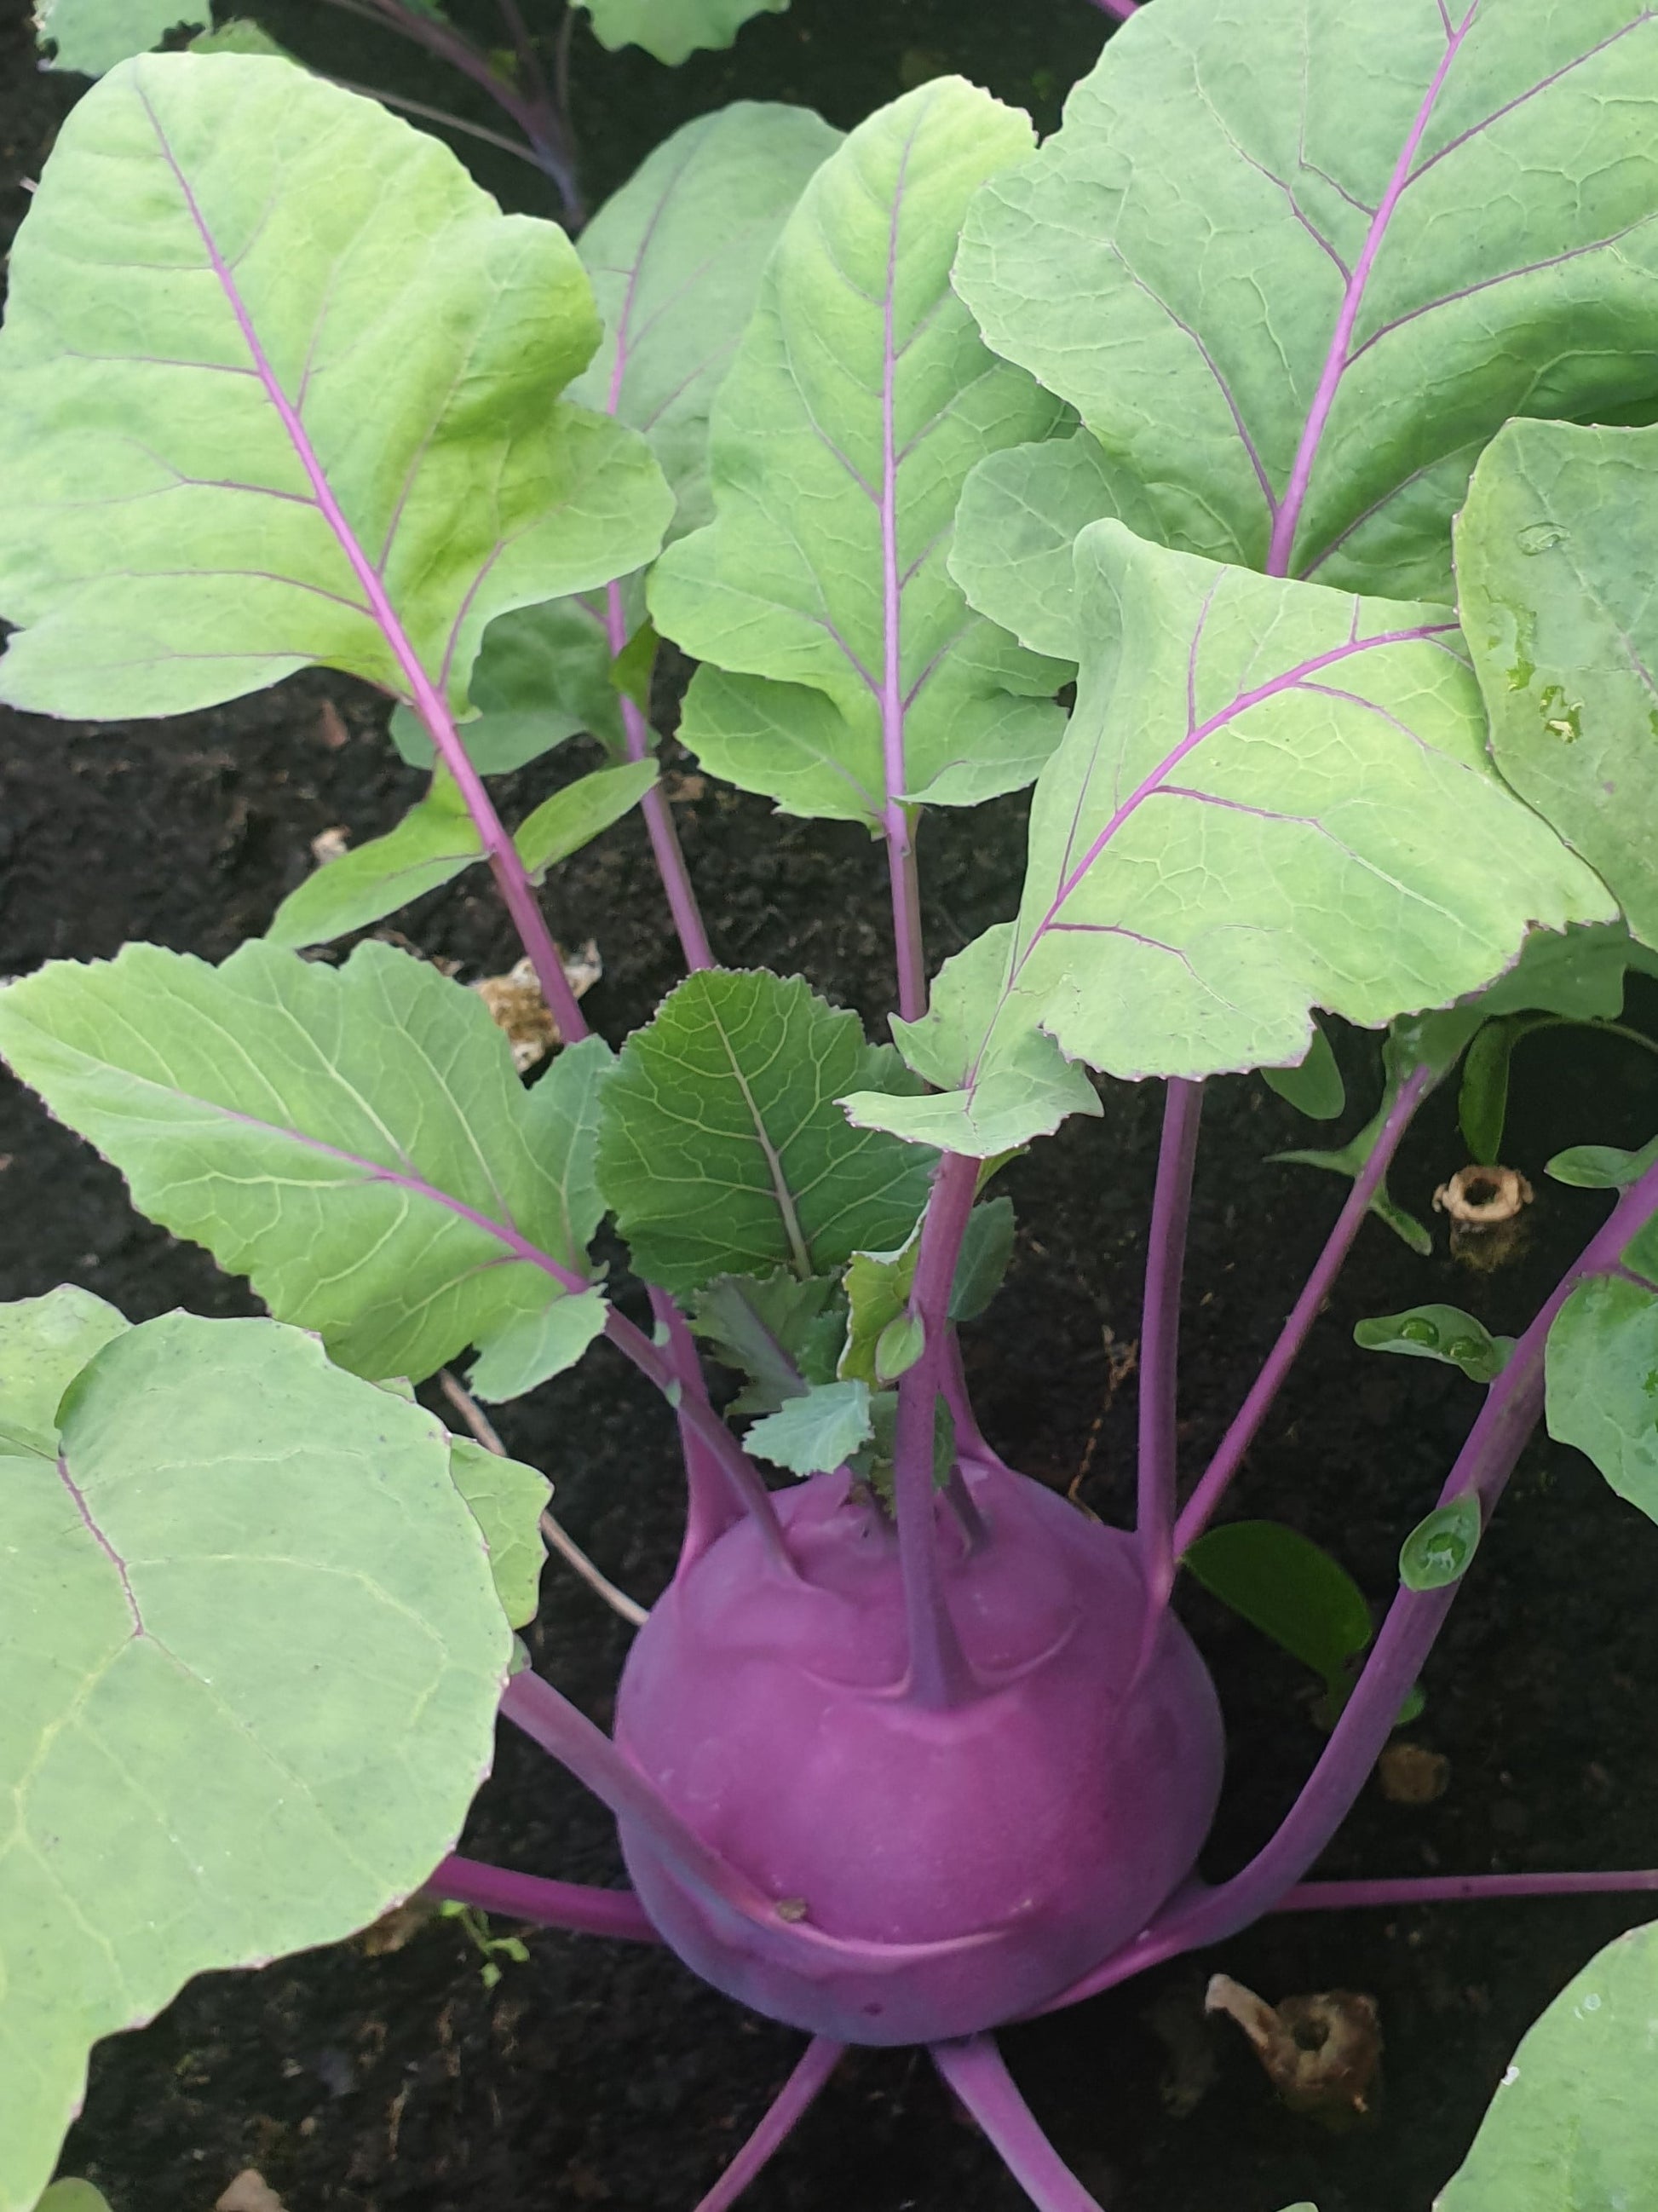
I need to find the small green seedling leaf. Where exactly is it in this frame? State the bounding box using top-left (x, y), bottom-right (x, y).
top-left (1262, 1022), bottom-right (1345, 1122)
top-left (949, 1198), bottom-right (1016, 1323)
top-left (1548, 1133), bottom-right (1658, 1190)
top-left (267, 772), bottom-right (481, 948)
top-left (1183, 1519), bottom-right (1372, 1709)
top-left (190, 19), bottom-right (295, 59)
top-left (446, 1438), bottom-right (550, 1629)
top-left (746, 1379), bottom-right (872, 1477)
top-left (1458, 1020), bottom-right (1517, 1166)
top-left (0, 1310), bottom-right (509, 2212)
top-left (874, 1314), bottom-right (926, 1385)
top-left (0, 944), bottom-right (613, 1394)
top-left (391, 593), bottom-right (629, 773)
top-left (34, 2186), bottom-right (112, 2212)
top-left (1546, 1273), bottom-right (1658, 1528)
top-left (688, 1270), bottom-right (846, 1416)
top-left (596, 971), bottom-right (935, 1295)
top-left (1436, 1918), bottom-right (1658, 2210)
top-left (1399, 1493), bottom-right (1482, 1593)
top-left (576, 0), bottom-right (787, 66)
top-left (1355, 1307), bottom-right (1512, 1386)
top-left (34, 0), bottom-right (204, 72)
top-left (515, 760), bottom-right (658, 884)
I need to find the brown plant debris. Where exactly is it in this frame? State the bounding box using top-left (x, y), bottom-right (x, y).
top-left (1206, 1973), bottom-right (1382, 2124)
top-left (1379, 1741), bottom-right (1452, 1805)
top-left (1433, 1164), bottom-right (1532, 1226)
top-left (475, 942), bottom-right (602, 1073)
top-left (308, 825), bottom-right (350, 867)
top-left (216, 2174), bottom-right (286, 2212)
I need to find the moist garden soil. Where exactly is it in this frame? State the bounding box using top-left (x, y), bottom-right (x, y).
top-left (5, 2), bottom-right (1658, 2207)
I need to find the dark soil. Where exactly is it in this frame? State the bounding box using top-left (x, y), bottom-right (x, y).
top-left (4, 3), bottom-right (1658, 2209)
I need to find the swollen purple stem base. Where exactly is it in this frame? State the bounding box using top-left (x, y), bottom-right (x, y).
top-left (932, 2036), bottom-right (1108, 2212)
top-left (689, 2037), bottom-right (844, 2212)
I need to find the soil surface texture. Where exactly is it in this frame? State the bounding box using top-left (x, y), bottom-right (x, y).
top-left (4, 3), bottom-right (1658, 2209)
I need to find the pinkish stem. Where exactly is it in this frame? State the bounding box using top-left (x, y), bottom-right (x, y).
top-left (1172, 1059), bottom-right (1435, 1555)
top-left (690, 2039), bottom-right (844, 2212)
top-left (424, 1852), bottom-right (660, 1941)
top-left (1277, 1869), bottom-right (1658, 1912)
top-left (1137, 1079), bottom-right (1203, 1607)
top-left (604, 579), bottom-right (715, 971)
top-left (1086, 0), bottom-right (1138, 16)
top-left (932, 2036), bottom-right (1108, 2211)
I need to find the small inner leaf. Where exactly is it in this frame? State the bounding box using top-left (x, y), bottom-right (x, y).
top-left (1183, 1519), bottom-right (1373, 1704)
top-left (1399, 1492), bottom-right (1482, 1593)
top-left (1355, 1306), bottom-right (1512, 1385)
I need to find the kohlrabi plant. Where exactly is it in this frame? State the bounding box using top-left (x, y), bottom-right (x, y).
top-left (6, 3), bottom-right (1658, 2208)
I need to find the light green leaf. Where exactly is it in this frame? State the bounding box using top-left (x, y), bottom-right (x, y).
top-left (1549, 1135), bottom-right (1658, 1190)
top-left (839, 1239), bottom-right (918, 1389)
top-left (855, 527), bottom-right (1610, 1151)
top-left (576, 0), bottom-right (786, 66)
top-left (1355, 1306), bottom-right (1511, 1385)
top-left (515, 760), bottom-right (658, 884)
top-left (390, 592), bottom-right (628, 775)
top-left (745, 1378), bottom-right (872, 1476)
top-left (1546, 1274), bottom-right (1658, 1526)
top-left (568, 102), bottom-right (841, 540)
top-left (446, 1437), bottom-right (550, 1627)
top-left (596, 970), bottom-right (936, 1295)
top-left (190, 20), bottom-right (295, 59)
top-left (0, 55), bottom-right (672, 723)
top-left (1183, 1519), bottom-right (1372, 1706)
top-left (1261, 1022), bottom-right (1344, 1121)
top-left (267, 771), bottom-right (480, 949)
top-left (1436, 1918), bottom-right (1658, 2211)
top-left (35, 2185), bottom-right (112, 2212)
top-left (35, 0), bottom-right (203, 72)
top-left (0, 944), bottom-right (612, 1391)
top-left (1457, 419), bottom-right (1658, 948)
top-left (950, 428), bottom-right (1157, 665)
top-left (688, 1270), bottom-right (846, 1417)
top-left (0, 1286), bottom-right (130, 1459)
top-left (1474, 922), bottom-right (1658, 1022)
top-left (955, 0), bottom-right (1658, 596)
top-left (0, 1312), bottom-right (508, 2212)
top-left (1400, 1491), bottom-right (1482, 1592)
top-left (650, 78), bottom-right (1072, 829)
top-left (843, 924), bottom-right (1102, 1158)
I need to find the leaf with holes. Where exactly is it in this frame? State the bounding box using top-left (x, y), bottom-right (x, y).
top-left (0, 1307), bottom-right (508, 2212)
top-left (1458, 418), bottom-right (1658, 948)
top-left (0, 942), bottom-right (613, 1394)
top-left (845, 527), bottom-right (1610, 1154)
top-left (954, 0), bottom-right (1658, 596)
top-left (595, 970), bottom-right (936, 1294)
top-left (0, 55), bottom-right (671, 724)
top-left (649, 78), bottom-right (1072, 828)
top-left (35, 0), bottom-right (204, 72)
top-left (576, 0), bottom-right (787, 65)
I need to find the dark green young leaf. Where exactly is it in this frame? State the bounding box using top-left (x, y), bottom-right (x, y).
top-left (1399, 1491), bottom-right (1482, 1592)
top-left (1458, 1019), bottom-right (1518, 1166)
top-left (446, 1437), bottom-right (550, 1629)
top-left (1262, 1022), bottom-right (1344, 1122)
top-left (650, 78), bottom-right (1072, 828)
top-left (1546, 1273), bottom-right (1658, 1526)
top-left (390, 594), bottom-right (630, 774)
top-left (745, 1378), bottom-right (873, 1477)
top-left (1183, 1519), bottom-right (1372, 1706)
top-left (0, 55), bottom-right (671, 723)
top-left (1458, 420), bottom-right (1658, 948)
top-left (688, 1270), bottom-right (847, 1416)
top-left (267, 773), bottom-right (481, 949)
top-left (515, 760), bottom-right (658, 884)
top-left (34, 2184), bottom-right (112, 2212)
top-left (1436, 1919), bottom-right (1658, 2211)
top-left (0, 1311), bottom-right (508, 2212)
top-left (1354, 1306), bottom-right (1511, 1385)
top-left (596, 970), bottom-right (936, 1294)
top-left (956, 0), bottom-right (1658, 595)
top-left (949, 1197), bottom-right (1016, 1323)
top-left (1548, 1134), bottom-right (1658, 1190)
top-left (0, 944), bottom-right (613, 1394)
